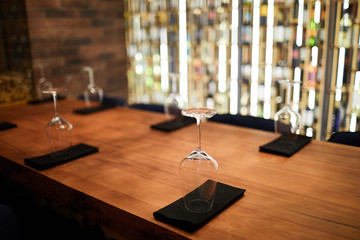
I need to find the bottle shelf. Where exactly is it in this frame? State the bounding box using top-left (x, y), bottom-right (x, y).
top-left (125, 0), bottom-right (360, 140)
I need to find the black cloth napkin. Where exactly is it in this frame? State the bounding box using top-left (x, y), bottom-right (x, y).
top-left (151, 117), bottom-right (195, 132)
top-left (259, 134), bottom-right (312, 157)
top-left (27, 95), bottom-right (66, 104)
top-left (153, 180), bottom-right (246, 232)
top-left (25, 143), bottom-right (98, 170)
top-left (0, 122), bottom-right (17, 131)
top-left (73, 102), bottom-right (117, 115)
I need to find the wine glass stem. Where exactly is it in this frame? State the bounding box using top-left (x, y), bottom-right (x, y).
top-left (196, 118), bottom-right (201, 150)
top-left (52, 92), bottom-right (58, 116)
top-left (89, 71), bottom-right (94, 86)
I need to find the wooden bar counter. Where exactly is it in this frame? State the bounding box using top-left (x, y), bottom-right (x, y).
top-left (0, 99), bottom-right (359, 239)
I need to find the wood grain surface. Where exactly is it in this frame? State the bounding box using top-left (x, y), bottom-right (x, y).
top-left (0, 99), bottom-right (359, 239)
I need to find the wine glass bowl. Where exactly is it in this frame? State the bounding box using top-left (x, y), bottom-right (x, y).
top-left (42, 88), bottom-right (73, 159)
top-left (179, 148), bottom-right (218, 213)
top-left (179, 107), bottom-right (218, 213)
top-left (83, 66), bottom-right (104, 108)
top-left (45, 115), bottom-right (73, 152)
top-left (164, 94), bottom-right (185, 118)
top-left (84, 86), bottom-right (104, 108)
top-left (274, 106), bottom-right (301, 134)
top-left (164, 73), bottom-right (187, 119)
top-left (274, 80), bottom-right (301, 142)
top-left (37, 77), bottom-right (53, 100)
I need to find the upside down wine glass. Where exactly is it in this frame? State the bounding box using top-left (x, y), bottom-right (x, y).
top-left (274, 80), bottom-right (301, 143)
top-left (164, 73), bottom-right (187, 119)
top-left (83, 66), bottom-right (104, 108)
top-left (179, 108), bottom-right (218, 213)
top-left (42, 88), bottom-right (73, 159)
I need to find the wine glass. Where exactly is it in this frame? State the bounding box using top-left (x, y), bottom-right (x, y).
top-left (179, 108), bottom-right (218, 213)
top-left (35, 63), bottom-right (53, 101)
top-left (42, 88), bottom-right (73, 159)
top-left (274, 80), bottom-right (301, 143)
top-left (83, 66), bottom-right (104, 108)
top-left (164, 73), bottom-right (187, 119)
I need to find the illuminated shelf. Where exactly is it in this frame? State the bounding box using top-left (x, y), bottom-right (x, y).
top-left (124, 0), bottom-right (360, 140)
top-left (323, 0), bottom-right (360, 139)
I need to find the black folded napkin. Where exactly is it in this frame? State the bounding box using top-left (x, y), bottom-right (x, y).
top-left (0, 122), bottom-right (17, 131)
top-left (151, 117), bottom-right (195, 132)
top-left (73, 102), bottom-right (117, 115)
top-left (27, 95), bottom-right (66, 104)
top-left (25, 143), bottom-right (98, 170)
top-left (259, 134), bottom-right (311, 157)
top-left (153, 180), bottom-right (246, 232)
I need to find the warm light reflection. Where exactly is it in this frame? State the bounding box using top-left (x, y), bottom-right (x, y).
top-left (153, 65), bottom-right (161, 76)
top-left (297, 0), bottom-right (304, 25)
top-left (355, 71), bottom-right (360, 91)
top-left (230, 0), bottom-right (239, 114)
top-left (250, 0), bottom-right (260, 116)
top-left (293, 82), bottom-right (300, 112)
top-left (294, 68), bottom-right (301, 86)
top-left (263, 0), bottom-right (274, 119)
top-left (160, 27), bottom-right (169, 92)
top-left (350, 113), bottom-right (357, 132)
top-left (133, 15), bottom-right (140, 42)
top-left (308, 88), bottom-right (316, 110)
top-left (265, 0), bottom-right (274, 65)
top-left (218, 43), bottom-right (226, 93)
top-left (311, 46), bottom-right (318, 66)
top-left (350, 72), bottom-right (360, 131)
top-left (264, 66), bottom-right (272, 118)
top-left (296, 0), bottom-right (304, 47)
top-left (179, 0), bottom-right (187, 101)
top-left (314, 1), bottom-right (321, 24)
top-left (306, 127), bottom-right (313, 137)
top-left (335, 47), bottom-right (345, 102)
top-left (293, 68), bottom-right (301, 112)
top-left (135, 64), bottom-right (144, 75)
top-left (135, 52), bottom-right (142, 61)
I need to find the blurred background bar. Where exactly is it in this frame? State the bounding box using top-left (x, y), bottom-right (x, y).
top-left (124, 0), bottom-right (360, 141)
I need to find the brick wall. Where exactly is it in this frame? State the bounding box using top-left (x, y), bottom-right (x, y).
top-left (25, 0), bottom-right (128, 101)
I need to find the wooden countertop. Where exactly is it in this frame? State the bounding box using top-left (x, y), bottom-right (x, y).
top-left (0, 99), bottom-right (359, 239)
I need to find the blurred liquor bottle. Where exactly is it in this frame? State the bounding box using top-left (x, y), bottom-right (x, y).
top-left (309, 10), bottom-right (319, 47)
top-left (338, 9), bottom-right (353, 48)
